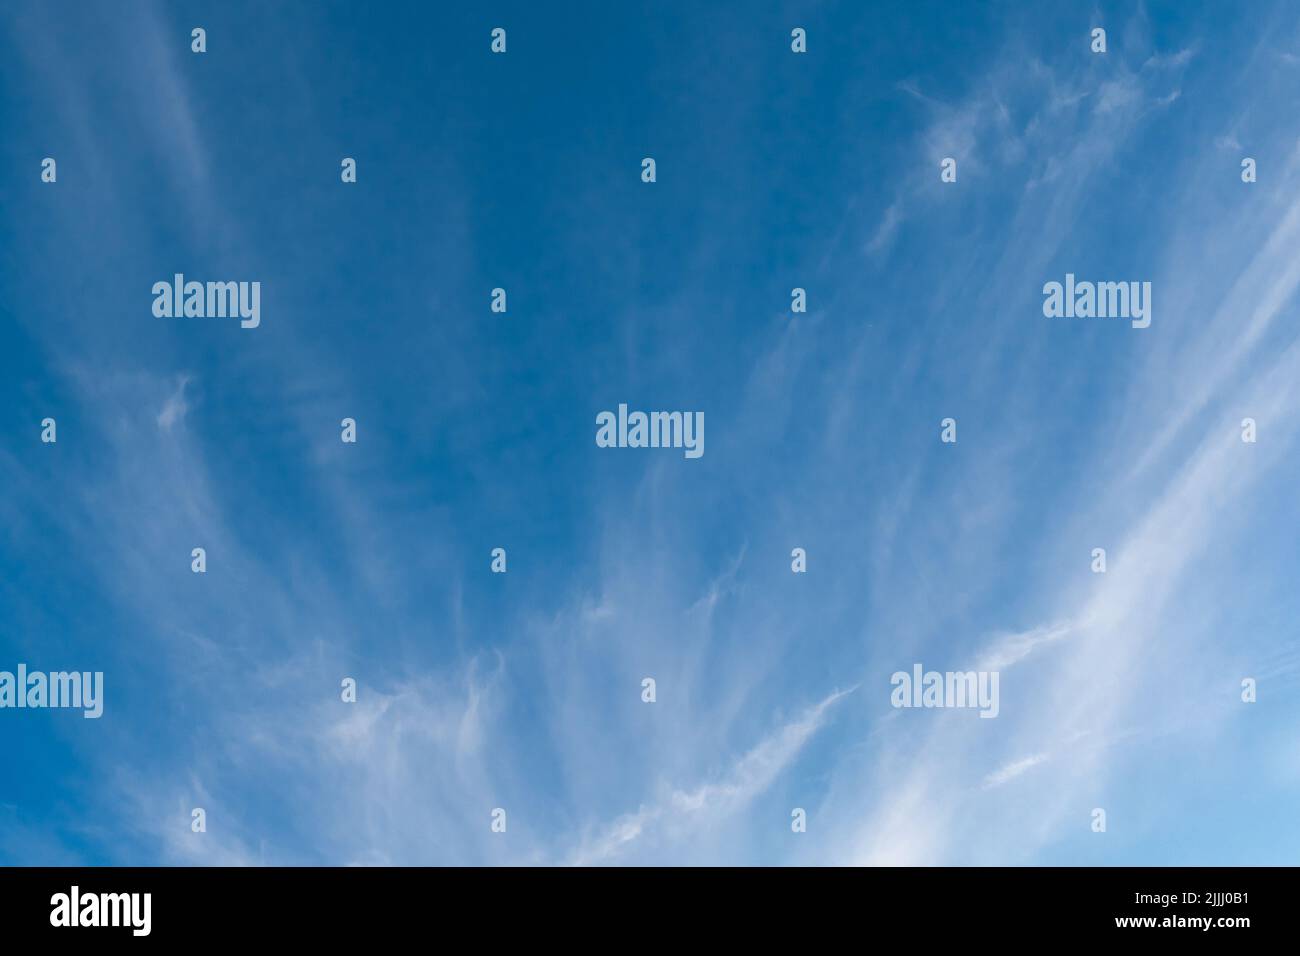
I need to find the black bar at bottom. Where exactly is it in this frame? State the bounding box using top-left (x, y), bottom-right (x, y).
top-left (0, 866), bottom-right (1284, 942)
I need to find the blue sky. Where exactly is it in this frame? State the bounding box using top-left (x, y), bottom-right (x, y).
top-left (2, 0), bottom-right (1299, 865)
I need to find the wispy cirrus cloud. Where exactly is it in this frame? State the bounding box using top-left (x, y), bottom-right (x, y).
top-left (567, 686), bottom-right (854, 866)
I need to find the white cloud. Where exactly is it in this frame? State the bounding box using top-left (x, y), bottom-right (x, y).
top-left (865, 200), bottom-right (904, 257)
top-left (566, 686), bottom-right (854, 865)
top-left (156, 375), bottom-right (191, 431)
top-left (982, 753), bottom-right (1049, 789)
